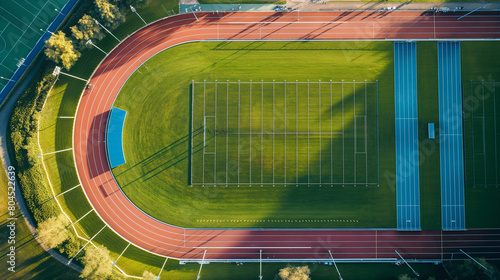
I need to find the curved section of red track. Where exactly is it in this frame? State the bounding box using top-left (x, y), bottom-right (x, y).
top-left (74, 11), bottom-right (500, 261)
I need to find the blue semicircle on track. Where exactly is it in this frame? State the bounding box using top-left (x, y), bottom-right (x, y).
top-left (107, 107), bottom-right (127, 168)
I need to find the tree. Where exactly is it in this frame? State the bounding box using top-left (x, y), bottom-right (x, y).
top-left (126, 0), bottom-right (152, 8)
top-left (80, 245), bottom-right (113, 280)
top-left (93, 0), bottom-right (126, 30)
top-left (71, 14), bottom-right (105, 49)
top-left (278, 265), bottom-right (311, 280)
top-left (36, 213), bottom-right (71, 249)
top-left (398, 274), bottom-right (417, 280)
top-left (142, 270), bottom-right (157, 280)
top-left (447, 258), bottom-right (500, 280)
top-left (44, 31), bottom-right (81, 70)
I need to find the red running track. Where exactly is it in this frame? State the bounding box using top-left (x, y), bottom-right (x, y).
top-left (73, 11), bottom-right (500, 261)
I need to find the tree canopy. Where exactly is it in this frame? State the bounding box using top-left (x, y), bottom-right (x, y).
top-left (279, 265), bottom-right (311, 280)
top-left (92, 0), bottom-right (126, 30)
top-left (36, 213), bottom-right (71, 249)
top-left (44, 31), bottom-right (81, 70)
top-left (80, 245), bottom-right (113, 280)
top-left (71, 14), bottom-right (105, 48)
top-left (142, 270), bottom-right (157, 280)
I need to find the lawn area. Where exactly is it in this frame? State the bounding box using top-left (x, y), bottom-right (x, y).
top-left (0, 160), bottom-right (79, 279)
top-left (112, 41), bottom-right (396, 229)
top-left (461, 41), bottom-right (500, 228)
top-left (416, 41), bottom-right (441, 230)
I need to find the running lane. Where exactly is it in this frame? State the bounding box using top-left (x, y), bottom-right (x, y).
top-left (438, 42), bottom-right (465, 231)
top-left (74, 11), bottom-right (500, 261)
top-left (394, 42), bottom-right (420, 231)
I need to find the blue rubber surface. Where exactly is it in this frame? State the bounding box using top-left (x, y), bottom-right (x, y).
top-left (428, 123), bottom-right (435, 139)
top-left (438, 42), bottom-right (465, 231)
top-left (107, 107), bottom-right (127, 168)
top-left (0, 0), bottom-right (79, 106)
top-left (394, 42), bottom-right (420, 231)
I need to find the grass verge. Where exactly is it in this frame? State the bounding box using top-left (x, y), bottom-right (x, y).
top-left (0, 156), bottom-right (79, 279)
top-left (416, 41), bottom-right (441, 230)
top-left (461, 41), bottom-right (500, 228)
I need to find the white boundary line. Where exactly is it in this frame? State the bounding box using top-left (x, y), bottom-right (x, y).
top-left (342, 80), bottom-right (345, 185)
top-left (261, 80), bottom-right (264, 187)
top-left (319, 80), bottom-right (322, 184)
top-left (226, 80), bottom-right (229, 184)
top-left (250, 80), bottom-right (252, 184)
top-left (307, 80), bottom-right (310, 184)
top-left (273, 80), bottom-right (275, 186)
top-left (296, 80), bottom-right (299, 187)
top-left (331, 80), bottom-right (333, 185)
top-left (353, 80), bottom-right (356, 185)
top-left (494, 82), bottom-right (498, 184)
top-left (214, 80), bottom-right (218, 184)
top-left (284, 80), bottom-right (287, 184)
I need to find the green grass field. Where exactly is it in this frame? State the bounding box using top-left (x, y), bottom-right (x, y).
top-left (461, 41), bottom-right (500, 228)
top-left (112, 41), bottom-right (396, 228)
top-left (416, 41), bottom-right (441, 230)
top-left (191, 80), bottom-right (378, 187)
top-left (0, 158), bottom-right (79, 279)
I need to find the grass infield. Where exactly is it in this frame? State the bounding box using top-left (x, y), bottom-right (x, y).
top-left (112, 41), bottom-right (396, 229)
top-left (461, 41), bottom-right (500, 228)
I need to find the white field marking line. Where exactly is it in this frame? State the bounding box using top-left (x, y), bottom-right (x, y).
top-left (38, 147), bottom-right (73, 157)
top-left (0, 5), bottom-right (46, 30)
top-left (365, 115), bottom-right (368, 184)
top-left (308, 80), bottom-right (310, 184)
top-left (55, 184), bottom-right (81, 198)
top-left (261, 80), bottom-right (264, 186)
top-left (354, 80), bottom-right (356, 185)
top-left (191, 81), bottom-right (194, 185)
top-left (273, 80), bottom-right (275, 186)
top-left (0, 3), bottom-right (46, 66)
top-left (238, 80), bottom-right (240, 187)
top-left (494, 82), bottom-right (498, 184)
top-left (250, 80), bottom-right (252, 184)
top-left (319, 80), bottom-right (321, 184)
top-left (113, 243), bottom-right (131, 266)
top-left (203, 81), bottom-right (206, 185)
top-left (365, 81), bottom-right (368, 185)
top-left (0, 62), bottom-right (15, 72)
top-left (0, 16), bottom-right (23, 33)
top-left (0, 22), bottom-right (9, 35)
top-left (227, 132), bottom-right (342, 135)
top-left (284, 80), bottom-right (287, 184)
top-left (158, 257), bottom-right (169, 278)
top-left (226, 81), bottom-right (229, 184)
top-left (12, 0), bottom-right (38, 19)
top-left (483, 82), bottom-right (487, 185)
top-left (215, 81), bottom-right (217, 185)
top-left (57, 116), bottom-right (75, 118)
top-left (331, 80), bottom-right (333, 185)
top-left (471, 82), bottom-right (476, 186)
top-left (296, 81), bottom-right (299, 187)
top-left (72, 209), bottom-right (94, 225)
top-left (342, 80), bottom-right (345, 184)
top-left (21, 0), bottom-right (39, 11)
